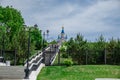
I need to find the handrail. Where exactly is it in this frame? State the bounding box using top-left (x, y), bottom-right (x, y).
top-left (24, 46), bottom-right (50, 66)
top-left (24, 51), bottom-right (41, 65)
top-left (24, 45), bottom-right (60, 78)
top-left (29, 57), bottom-right (43, 70)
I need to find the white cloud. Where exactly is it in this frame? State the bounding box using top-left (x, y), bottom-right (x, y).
top-left (1, 0), bottom-right (120, 41)
top-left (60, 0), bottom-right (120, 32)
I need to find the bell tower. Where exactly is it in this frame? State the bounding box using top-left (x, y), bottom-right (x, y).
top-left (61, 26), bottom-right (65, 39)
top-left (58, 26), bottom-right (67, 43)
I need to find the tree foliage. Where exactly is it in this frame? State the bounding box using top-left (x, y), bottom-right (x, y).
top-left (66, 34), bottom-right (120, 65)
top-left (67, 34), bottom-right (87, 64)
top-left (0, 6), bottom-right (42, 65)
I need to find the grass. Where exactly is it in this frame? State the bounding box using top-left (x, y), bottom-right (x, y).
top-left (37, 52), bottom-right (120, 80)
top-left (37, 65), bottom-right (120, 80)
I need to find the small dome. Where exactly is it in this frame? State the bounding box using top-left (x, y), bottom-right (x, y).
top-left (61, 30), bottom-right (64, 33)
top-left (61, 26), bottom-right (64, 33)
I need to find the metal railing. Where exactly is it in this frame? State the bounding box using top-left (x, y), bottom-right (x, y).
top-left (24, 46), bottom-right (50, 78)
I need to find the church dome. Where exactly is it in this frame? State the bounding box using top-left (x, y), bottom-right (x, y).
top-left (61, 26), bottom-right (64, 33)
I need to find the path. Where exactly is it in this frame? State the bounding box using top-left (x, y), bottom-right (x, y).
top-left (0, 44), bottom-right (60, 80)
top-left (0, 66), bottom-right (25, 79)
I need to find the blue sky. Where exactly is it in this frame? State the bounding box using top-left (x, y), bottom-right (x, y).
top-left (1, 0), bottom-right (120, 41)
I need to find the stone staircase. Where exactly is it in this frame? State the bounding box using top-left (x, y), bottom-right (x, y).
top-left (0, 66), bottom-right (25, 79)
top-left (0, 45), bottom-right (60, 80)
top-left (44, 46), bottom-right (57, 66)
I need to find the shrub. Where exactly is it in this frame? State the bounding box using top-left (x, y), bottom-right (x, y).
top-left (62, 53), bottom-right (68, 58)
top-left (64, 59), bottom-right (73, 66)
top-left (60, 47), bottom-right (66, 52)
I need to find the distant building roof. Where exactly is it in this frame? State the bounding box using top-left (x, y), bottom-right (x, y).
top-left (61, 26), bottom-right (64, 33)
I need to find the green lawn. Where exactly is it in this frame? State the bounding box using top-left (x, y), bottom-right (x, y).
top-left (37, 65), bottom-right (120, 80)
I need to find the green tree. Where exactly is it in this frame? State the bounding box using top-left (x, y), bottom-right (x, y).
top-left (107, 37), bottom-right (117, 64)
top-left (0, 6), bottom-right (42, 65)
top-left (114, 39), bottom-right (120, 64)
top-left (67, 34), bottom-right (87, 64)
top-left (30, 26), bottom-right (42, 50)
top-left (94, 35), bottom-right (106, 64)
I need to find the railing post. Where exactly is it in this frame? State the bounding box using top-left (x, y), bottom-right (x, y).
top-left (14, 49), bottom-right (17, 65)
top-left (2, 33), bottom-right (5, 62)
top-left (58, 50), bottom-right (60, 65)
top-left (104, 48), bottom-right (106, 65)
top-left (86, 50), bottom-right (88, 65)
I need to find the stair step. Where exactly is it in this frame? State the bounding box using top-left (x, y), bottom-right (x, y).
top-left (0, 66), bottom-right (25, 79)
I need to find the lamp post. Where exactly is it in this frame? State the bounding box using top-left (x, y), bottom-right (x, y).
top-left (24, 26), bottom-right (30, 79)
top-left (0, 23), bottom-right (3, 61)
top-left (46, 30), bottom-right (49, 42)
top-left (2, 32), bottom-right (5, 62)
top-left (42, 32), bottom-right (45, 51)
top-left (42, 30), bottom-right (49, 50)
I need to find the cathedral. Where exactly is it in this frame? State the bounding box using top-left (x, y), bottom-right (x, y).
top-left (58, 26), bottom-right (67, 44)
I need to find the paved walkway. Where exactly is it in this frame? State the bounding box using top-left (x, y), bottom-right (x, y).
top-left (0, 66), bottom-right (25, 79)
top-left (95, 78), bottom-right (120, 80)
